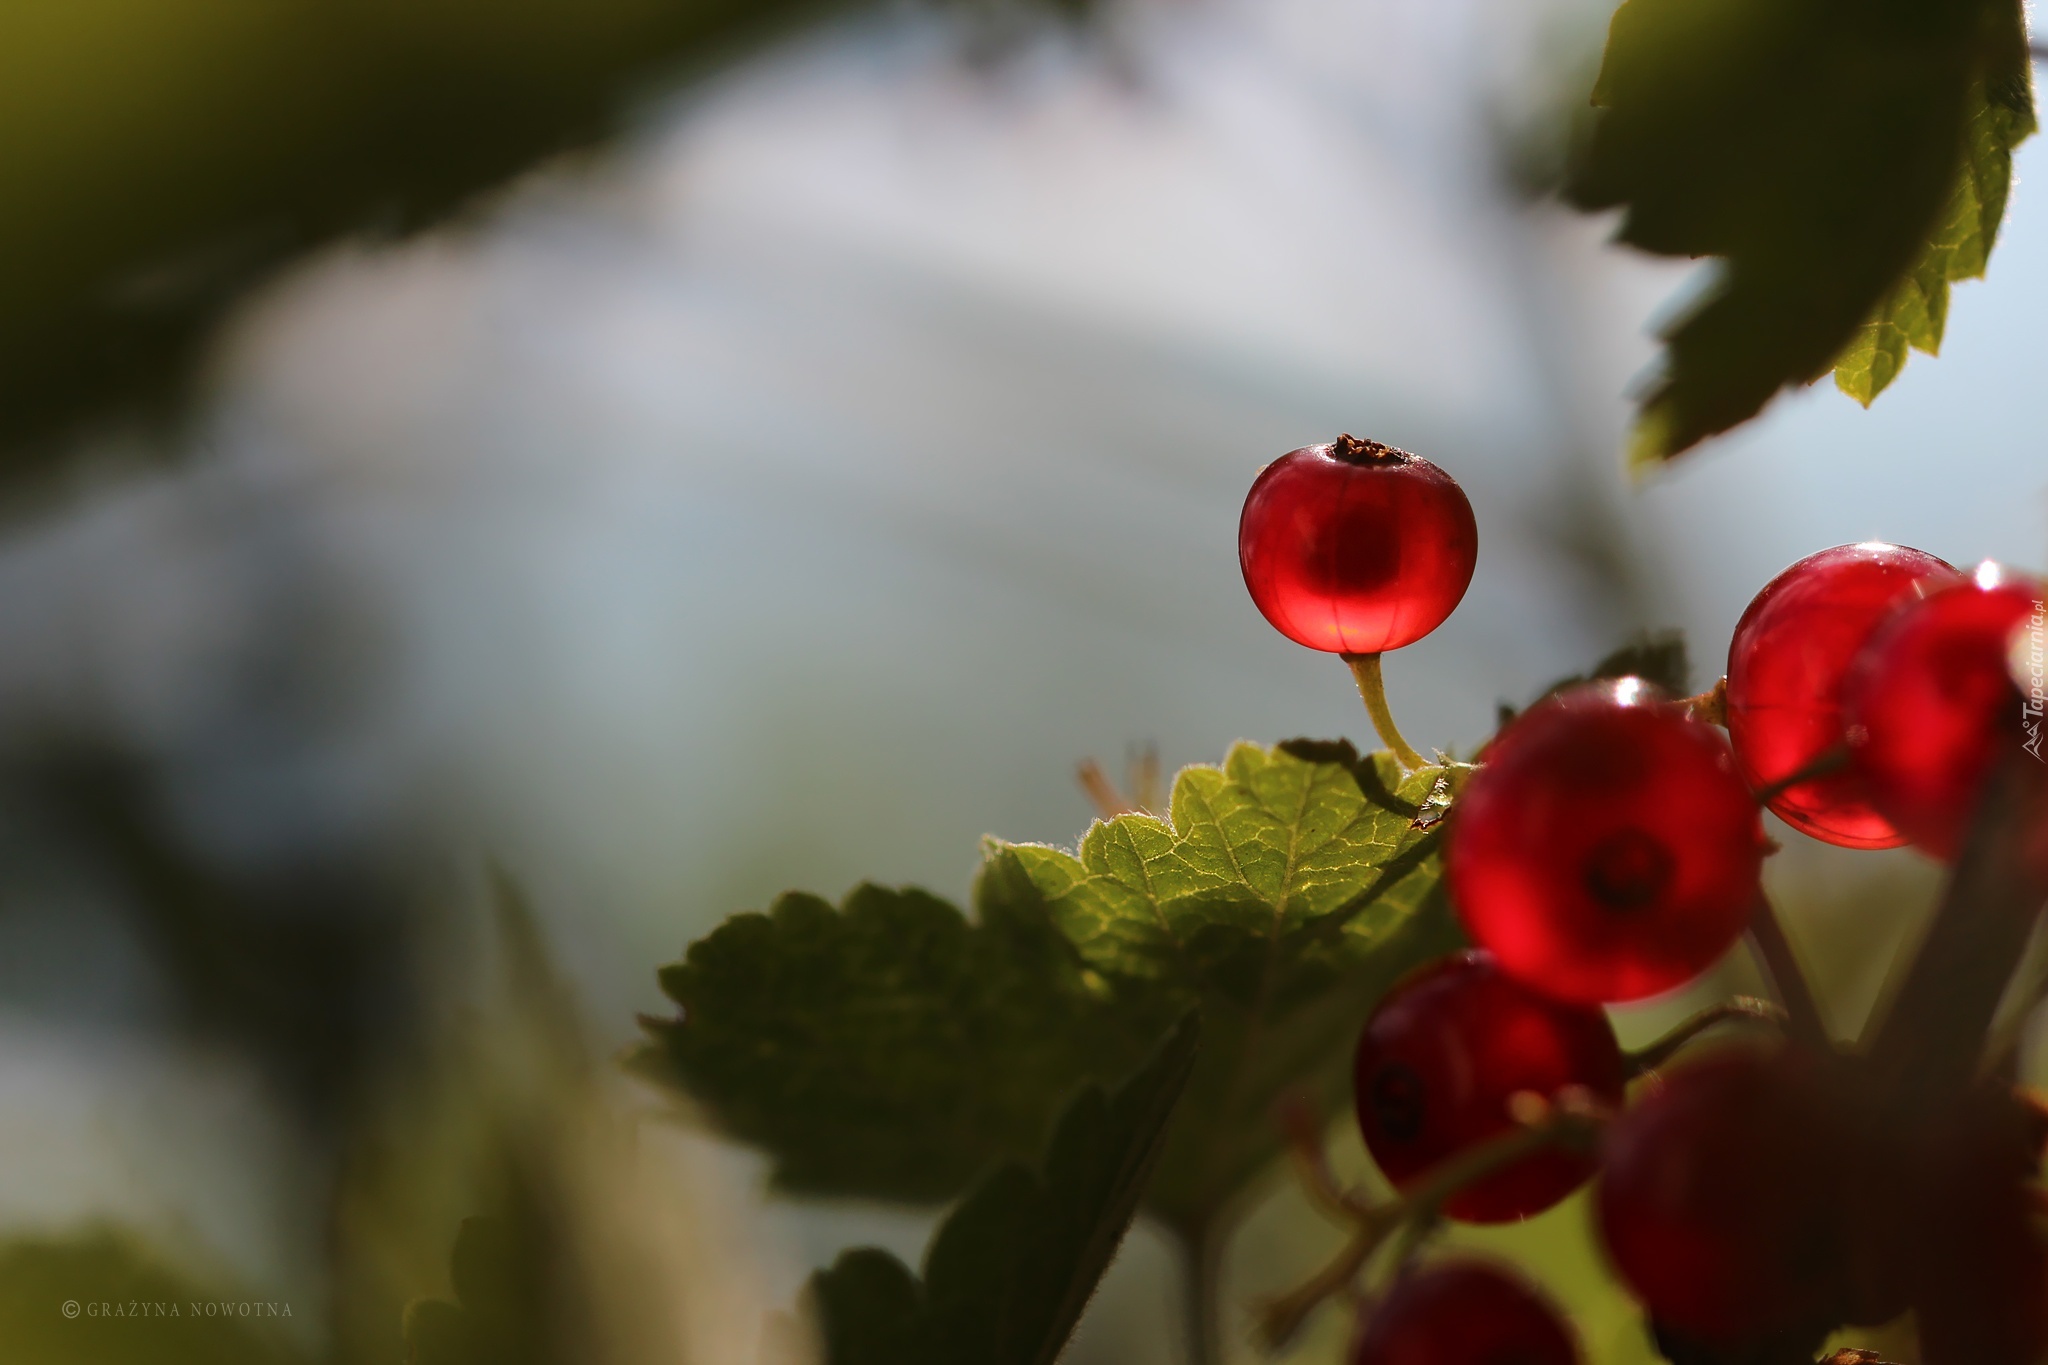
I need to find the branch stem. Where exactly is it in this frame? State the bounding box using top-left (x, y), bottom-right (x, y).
top-left (1866, 753), bottom-right (2048, 1102)
top-left (1343, 653), bottom-right (1427, 771)
top-left (1746, 892), bottom-right (1830, 1048)
top-left (1257, 1107), bottom-right (1603, 1348)
top-left (1177, 1218), bottom-right (1224, 1365)
top-left (1278, 1096), bottom-right (1375, 1224)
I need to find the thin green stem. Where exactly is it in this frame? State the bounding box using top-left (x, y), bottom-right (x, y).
top-left (1624, 995), bottom-right (1787, 1077)
top-left (1256, 1107), bottom-right (1603, 1348)
top-left (1343, 653), bottom-right (1427, 771)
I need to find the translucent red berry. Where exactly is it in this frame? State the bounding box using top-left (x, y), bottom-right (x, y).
top-left (1725, 542), bottom-right (1960, 848)
top-left (1447, 680), bottom-right (1764, 1005)
top-left (1350, 1260), bottom-right (1579, 1365)
top-left (1596, 1047), bottom-right (1850, 1344)
top-left (1843, 562), bottom-right (2045, 860)
top-left (1353, 951), bottom-right (1624, 1222)
top-left (1239, 435), bottom-right (1478, 655)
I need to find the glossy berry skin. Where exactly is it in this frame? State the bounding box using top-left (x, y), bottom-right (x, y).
top-left (1351, 1260), bottom-right (1579, 1365)
top-left (1353, 952), bottom-right (1625, 1223)
top-left (1725, 542), bottom-right (1960, 848)
top-left (1239, 435), bottom-right (1477, 655)
top-left (1843, 562), bottom-right (2044, 860)
top-left (1596, 1047), bottom-right (1849, 1345)
top-left (1447, 680), bottom-right (1764, 1005)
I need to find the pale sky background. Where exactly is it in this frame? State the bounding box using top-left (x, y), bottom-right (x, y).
top-left (0, 0), bottom-right (2041, 1359)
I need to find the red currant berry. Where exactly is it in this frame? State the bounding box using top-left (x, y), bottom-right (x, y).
top-left (1447, 681), bottom-right (1764, 1005)
top-left (1351, 1260), bottom-right (1579, 1365)
top-left (1905, 1088), bottom-right (2048, 1365)
top-left (1725, 542), bottom-right (1960, 848)
top-left (1239, 435), bottom-right (1478, 655)
top-left (1843, 562), bottom-right (2045, 860)
top-left (1353, 952), bottom-right (1624, 1222)
top-left (1596, 1047), bottom-right (1850, 1344)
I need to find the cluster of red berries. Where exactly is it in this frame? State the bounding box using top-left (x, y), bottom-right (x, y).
top-left (1239, 438), bottom-right (2048, 1365)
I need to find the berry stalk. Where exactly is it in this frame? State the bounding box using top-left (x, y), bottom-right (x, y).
top-left (1344, 652), bottom-right (1427, 771)
top-left (1745, 893), bottom-right (1829, 1048)
top-left (1622, 995), bottom-right (1787, 1077)
top-left (1866, 751), bottom-right (2048, 1101)
top-left (1258, 1099), bottom-right (1606, 1348)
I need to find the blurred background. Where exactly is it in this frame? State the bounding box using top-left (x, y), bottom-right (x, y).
top-left (0, 0), bottom-right (2042, 1361)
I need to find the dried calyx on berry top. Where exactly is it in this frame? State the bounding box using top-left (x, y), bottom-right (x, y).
top-left (1238, 434), bottom-right (1477, 657)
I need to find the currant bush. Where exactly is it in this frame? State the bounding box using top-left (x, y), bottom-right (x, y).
top-left (1350, 1260), bottom-right (1579, 1365)
top-left (1843, 561), bottom-right (2045, 860)
top-left (1220, 441), bottom-right (2046, 1365)
top-left (1352, 951), bottom-right (1624, 1222)
top-left (1725, 541), bottom-right (1960, 848)
top-left (1446, 680), bottom-right (1764, 1004)
top-left (1238, 435), bottom-right (1477, 655)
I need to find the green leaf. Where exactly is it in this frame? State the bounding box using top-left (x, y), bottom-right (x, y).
top-left (639, 741), bottom-right (1461, 1233)
top-left (1565, 0), bottom-right (2033, 463)
top-left (809, 1016), bottom-right (1200, 1365)
top-left (630, 882), bottom-right (1160, 1204)
top-left (0, 1232), bottom-right (306, 1365)
top-left (1834, 24), bottom-right (2037, 404)
top-left (984, 740), bottom-right (1464, 1227)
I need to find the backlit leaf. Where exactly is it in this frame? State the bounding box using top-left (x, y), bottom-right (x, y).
top-left (809, 1016), bottom-right (1200, 1365)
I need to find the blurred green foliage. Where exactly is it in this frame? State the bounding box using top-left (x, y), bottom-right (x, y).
top-left (405, 1214), bottom-right (561, 1365)
top-left (1565, 0), bottom-right (2034, 463)
top-left (5, 739), bottom-right (418, 1125)
top-left (0, 1231), bottom-right (306, 1365)
top-left (7, 0), bottom-right (2022, 476)
top-left (0, 0), bottom-right (1038, 476)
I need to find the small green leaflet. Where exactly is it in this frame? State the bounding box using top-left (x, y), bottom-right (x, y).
top-left (986, 740), bottom-right (1465, 1229)
top-left (1835, 37), bottom-right (2037, 404)
top-left (637, 741), bottom-right (1462, 1235)
top-left (807, 1016), bottom-right (1199, 1365)
top-left (1565, 0), bottom-right (2032, 464)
